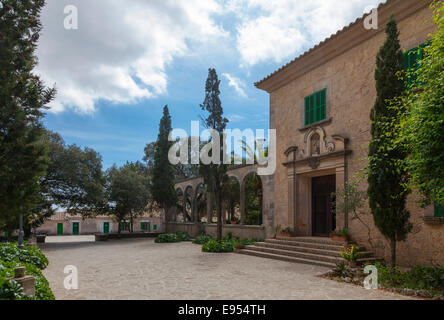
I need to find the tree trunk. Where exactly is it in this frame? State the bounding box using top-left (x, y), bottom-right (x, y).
top-left (164, 207), bottom-right (169, 234)
top-left (390, 236), bottom-right (396, 267)
top-left (130, 214), bottom-right (133, 233)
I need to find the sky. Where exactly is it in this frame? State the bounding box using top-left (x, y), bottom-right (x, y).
top-left (37, 0), bottom-right (385, 169)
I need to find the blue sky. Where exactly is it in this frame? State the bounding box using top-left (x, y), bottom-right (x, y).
top-left (38, 0), bottom-right (384, 169)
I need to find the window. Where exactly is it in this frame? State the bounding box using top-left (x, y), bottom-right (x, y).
top-left (435, 203), bottom-right (444, 218)
top-left (402, 43), bottom-right (429, 86)
top-left (141, 222), bottom-right (150, 231)
top-left (304, 89), bottom-right (327, 126)
top-left (120, 222), bottom-right (130, 231)
top-left (153, 224), bottom-right (158, 231)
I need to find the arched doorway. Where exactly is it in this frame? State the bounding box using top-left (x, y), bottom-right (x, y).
top-left (225, 177), bottom-right (241, 224)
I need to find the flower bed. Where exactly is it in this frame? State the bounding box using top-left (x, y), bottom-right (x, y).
top-left (0, 242), bottom-right (54, 300)
top-left (321, 261), bottom-right (444, 300)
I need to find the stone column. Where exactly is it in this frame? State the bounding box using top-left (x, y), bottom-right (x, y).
top-left (288, 168), bottom-right (297, 233)
top-left (10, 267), bottom-right (34, 297)
top-left (240, 181), bottom-right (246, 225)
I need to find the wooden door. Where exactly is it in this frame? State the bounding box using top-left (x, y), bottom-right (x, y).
top-left (312, 175), bottom-right (336, 236)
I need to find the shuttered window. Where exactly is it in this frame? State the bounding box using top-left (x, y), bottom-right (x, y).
top-left (304, 89), bottom-right (327, 126)
top-left (435, 203), bottom-right (444, 218)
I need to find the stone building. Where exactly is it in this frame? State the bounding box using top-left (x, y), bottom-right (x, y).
top-left (172, 0), bottom-right (443, 267)
top-left (254, 0), bottom-right (442, 267)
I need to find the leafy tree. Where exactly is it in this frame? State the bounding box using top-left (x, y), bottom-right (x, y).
top-left (41, 131), bottom-right (105, 217)
top-left (150, 106), bottom-right (177, 225)
top-left (144, 138), bottom-right (199, 180)
top-left (397, 1), bottom-right (444, 206)
top-left (0, 0), bottom-right (56, 231)
top-left (105, 162), bottom-right (150, 233)
top-left (199, 68), bottom-right (229, 241)
top-left (367, 16), bottom-right (412, 266)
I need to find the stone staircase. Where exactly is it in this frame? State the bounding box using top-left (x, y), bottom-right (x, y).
top-left (237, 236), bottom-right (378, 268)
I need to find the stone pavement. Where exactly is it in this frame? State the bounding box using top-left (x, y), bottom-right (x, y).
top-left (40, 238), bottom-right (412, 300)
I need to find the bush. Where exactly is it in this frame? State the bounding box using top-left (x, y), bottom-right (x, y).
top-left (0, 243), bottom-right (48, 269)
top-left (0, 243), bottom-right (54, 300)
top-left (193, 234), bottom-right (213, 244)
top-left (154, 234), bottom-right (181, 243)
top-left (175, 232), bottom-right (191, 241)
top-left (154, 232), bottom-right (191, 243)
top-left (202, 240), bottom-right (234, 253)
top-left (340, 245), bottom-right (362, 262)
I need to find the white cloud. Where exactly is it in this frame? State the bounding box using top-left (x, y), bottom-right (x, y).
top-left (227, 0), bottom-right (386, 67)
top-left (222, 73), bottom-right (248, 98)
top-left (37, 0), bottom-right (226, 113)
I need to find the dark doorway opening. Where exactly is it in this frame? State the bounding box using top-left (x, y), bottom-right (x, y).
top-left (312, 175), bottom-right (336, 236)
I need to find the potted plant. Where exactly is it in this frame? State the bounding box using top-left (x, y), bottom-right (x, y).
top-left (330, 228), bottom-right (351, 243)
top-left (340, 244), bottom-right (362, 268)
top-left (280, 227), bottom-right (292, 237)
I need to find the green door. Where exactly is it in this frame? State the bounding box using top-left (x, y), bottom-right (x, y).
top-left (57, 223), bottom-right (63, 235)
top-left (72, 222), bottom-right (79, 235)
top-left (103, 222), bottom-right (110, 234)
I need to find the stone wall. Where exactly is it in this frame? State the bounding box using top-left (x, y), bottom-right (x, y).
top-left (166, 222), bottom-right (266, 239)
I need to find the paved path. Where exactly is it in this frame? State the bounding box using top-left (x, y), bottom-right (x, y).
top-left (41, 238), bottom-right (412, 300)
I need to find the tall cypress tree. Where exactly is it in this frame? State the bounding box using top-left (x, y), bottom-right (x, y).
top-left (0, 0), bottom-right (56, 231)
top-left (151, 106), bottom-right (177, 226)
top-left (199, 68), bottom-right (229, 241)
top-left (368, 16), bottom-right (411, 266)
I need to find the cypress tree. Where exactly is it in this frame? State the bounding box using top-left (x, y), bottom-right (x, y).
top-left (368, 16), bottom-right (411, 266)
top-left (199, 68), bottom-right (229, 241)
top-left (151, 106), bottom-right (177, 226)
top-left (0, 0), bottom-right (56, 231)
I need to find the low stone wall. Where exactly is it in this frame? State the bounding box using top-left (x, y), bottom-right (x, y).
top-left (167, 222), bottom-right (265, 239)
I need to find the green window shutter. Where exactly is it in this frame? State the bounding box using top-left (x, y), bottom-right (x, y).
top-left (434, 203), bottom-right (444, 218)
top-left (304, 89), bottom-right (327, 126)
top-left (304, 97), bottom-right (310, 126)
top-left (153, 224), bottom-right (157, 231)
top-left (141, 222), bottom-right (144, 230)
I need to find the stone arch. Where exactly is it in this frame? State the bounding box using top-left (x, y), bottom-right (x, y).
top-left (193, 183), bottom-right (207, 223)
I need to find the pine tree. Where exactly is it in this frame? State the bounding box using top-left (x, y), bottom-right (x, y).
top-left (0, 0), bottom-right (56, 231)
top-left (367, 16), bottom-right (411, 266)
top-left (151, 106), bottom-right (177, 226)
top-left (199, 68), bottom-right (229, 241)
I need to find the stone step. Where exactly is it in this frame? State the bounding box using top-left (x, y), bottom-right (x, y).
top-left (256, 242), bottom-right (343, 257)
top-left (276, 236), bottom-right (348, 245)
top-left (238, 249), bottom-right (336, 268)
top-left (257, 241), bottom-right (375, 259)
top-left (266, 238), bottom-right (345, 251)
top-left (243, 245), bottom-right (344, 264)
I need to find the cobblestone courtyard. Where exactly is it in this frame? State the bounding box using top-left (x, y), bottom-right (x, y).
top-left (41, 237), bottom-right (411, 300)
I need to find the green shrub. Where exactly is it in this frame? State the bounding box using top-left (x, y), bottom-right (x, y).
top-left (193, 234), bottom-right (213, 244)
top-left (340, 245), bottom-right (362, 262)
top-left (222, 232), bottom-right (233, 241)
top-left (369, 262), bottom-right (444, 294)
top-left (154, 234), bottom-right (181, 243)
top-left (175, 232), bottom-right (191, 241)
top-left (202, 240), bottom-right (234, 253)
top-left (0, 243), bottom-right (54, 300)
